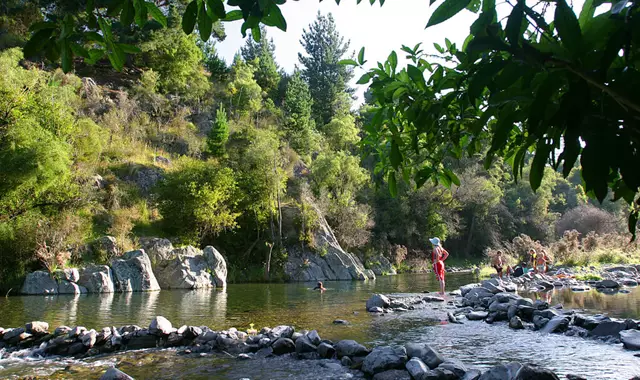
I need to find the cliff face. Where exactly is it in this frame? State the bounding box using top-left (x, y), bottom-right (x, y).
top-left (284, 203), bottom-right (375, 282)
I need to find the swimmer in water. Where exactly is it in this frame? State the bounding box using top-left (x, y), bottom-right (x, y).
top-left (313, 281), bottom-right (326, 292)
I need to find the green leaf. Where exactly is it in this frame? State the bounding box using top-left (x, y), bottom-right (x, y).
top-left (208, 0), bottom-right (226, 18)
top-left (182, 1), bottom-right (198, 34)
top-left (578, 0), bottom-right (595, 27)
top-left (466, 0), bottom-right (481, 13)
top-left (23, 29), bottom-right (54, 58)
top-left (29, 22), bottom-right (57, 32)
top-left (407, 65), bottom-right (426, 90)
top-left (438, 172), bottom-right (452, 188)
top-left (356, 73), bottom-right (372, 84)
top-left (560, 131), bottom-right (581, 178)
top-left (388, 171), bottom-right (398, 197)
top-left (223, 10), bottom-right (243, 21)
top-left (198, 1), bottom-right (213, 41)
top-left (629, 210), bottom-right (638, 241)
top-left (427, 0), bottom-right (473, 28)
top-left (433, 43), bottom-right (444, 53)
top-left (445, 168), bottom-right (461, 186)
top-left (61, 42), bottom-right (73, 73)
top-left (259, 0), bottom-right (269, 10)
top-left (338, 59), bottom-right (359, 66)
top-left (388, 51), bottom-right (397, 73)
top-left (117, 43), bottom-right (142, 53)
top-left (611, 0), bottom-right (629, 14)
top-left (390, 140), bottom-right (403, 170)
top-left (70, 42), bottom-right (90, 58)
top-left (146, 1), bottom-right (168, 27)
top-left (529, 140), bottom-right (551, 192)
top-left (505, 0), bottom-right (523, 46)
top-left (121, 0), bottom-right (135, 26)
top-left (554, 0), bottom-right (583, 58)
top-left (262, 4), bottom-right (287, 31)
top-left (358, 47), bottom-right (365, 65)
top-left (85, 48), bottom-right (105, 64)
top-left (251, 26), bottom-right (261, 42)
top-left (133, 0), bottom-right (148, 28)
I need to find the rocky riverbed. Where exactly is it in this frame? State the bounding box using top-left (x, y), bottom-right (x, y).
top-left (0, 314), bottom-right (566, 380)
top-left (364, 266), bottom-right (640, 355)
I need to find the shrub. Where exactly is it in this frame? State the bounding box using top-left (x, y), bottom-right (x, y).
top-left (555, 205), bottom-right (622, 237)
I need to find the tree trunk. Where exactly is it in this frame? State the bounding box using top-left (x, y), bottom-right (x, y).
top-left (265, 243), bottom-right (273, 281)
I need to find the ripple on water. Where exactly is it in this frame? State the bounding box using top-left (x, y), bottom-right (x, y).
top-left (0, 273), bottom-right (639, 379)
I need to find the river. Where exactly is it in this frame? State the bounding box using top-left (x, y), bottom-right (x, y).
top-left (0, 273), bottom-right (639, 379)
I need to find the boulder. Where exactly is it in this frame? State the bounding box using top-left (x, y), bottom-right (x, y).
top-left (367, 294), bottom-right (391, 310)
top-left (21, 271), bottom-right (58, 295)
top-left (462, 369), bottom-right (482, 380)
top-left (509, 316), bottom-right (524, 330)
top-left (55, 268), bottom-right (80, 283)
top-left (478, 362), bottom-right (523, 380)
top-left (362, 346), bottom-right (408, 375)
top-left (78, 265), bottom-right (115, 293)
top-left (589, 320), bottom-right (628, 337)
top-left (111, 250), bottom-right (160, 292)
top-left (82, 329), bottom-right (97, 348)
top-left (93, 236), bottom-right (119, 259)
top-left (372, 370), bottom-right (412, 380)
top-left (268, 325), bottom-right (294, 340)
top-left (533, 316), bottom-right (549, 330)
top-left (295, 335), bottom-right (317, 354)
top-left (369, 306), bottom-right (384, 313)
top-left (139, 237), bottom-right (175, 264)
top-left (460, 283), bottom-right (481, 297)
top-left (58, 280), bottom-right (88, 294)
top-left (533, 308), bottom-right (561, 320)
top-left (481, 279), bottom-right (505, 294)
top-left (406, 357), bottom-right (430, 379)
top-left (515, 364), bottom-right (560, 379)
top-left (368, 255), bottom-right (397, 275)
top-left (405, 343), bottom-right (444, 369)
top-left (596, 279), bottom-right (620, 288)
top-left (25, 321), bottom-right (49, 334)
top-left (271, 338), bottom-right (295, 355)
top-left (307, 330), bottom-right (321, 346)
top-left (203, 246), bottom-right (227, 288)
top-left (539, 316), bottom-right (570, 334)
top-left (424, 295), bottom-right (445, 302)
top-left (335, 339), bottom-right (369, 358)
top-left (437, 359), bottom-right (468, 378)
top-left (317, 342), bottom-right (336, 358)
top-left (466, 311), bottom-right (488, 321)
top-left (155, 254), bottom-right (215, 290)
top-left (620, 329), bottom-right (640, 350)
top-left (464, 287), bottom-right (494, 301)
top-left (100, 367), bottom-right (134, 380)
top-left (54, 326), bottom-right (72, 336)
top-left (3, 328), bottom-right (25, 342)
top-left (149, 316), bottom-right (173, 335)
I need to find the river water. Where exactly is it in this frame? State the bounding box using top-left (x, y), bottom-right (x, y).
top-left (0, 273), bottom-right (639, 379)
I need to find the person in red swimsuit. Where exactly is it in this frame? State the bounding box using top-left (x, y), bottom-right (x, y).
top-left (430, 237), bottom-right (449, 295)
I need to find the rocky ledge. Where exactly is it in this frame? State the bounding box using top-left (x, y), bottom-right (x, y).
top-left (365, 277), bottom-right (640, 353)
top-left (20, 239), bottom-right (227, 295)
top-left (0, 317), bottom-right (566, 380)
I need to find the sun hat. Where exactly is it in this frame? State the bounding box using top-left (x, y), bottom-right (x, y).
top-left (429, 237), bottom-right (440, 246)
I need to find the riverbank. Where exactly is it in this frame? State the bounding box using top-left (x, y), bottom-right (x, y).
top-left (0, 315), bottom-right (564, 380)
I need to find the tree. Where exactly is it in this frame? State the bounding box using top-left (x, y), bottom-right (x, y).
top-left (226, 54), bottom-right (263, 117)
top-left (324, 113), bottom-right (360, 151)
top-left (282, 69), bottom-right (317, 155)
top-left (241, 26), bottom-right (281, 98)
top-left (346, 0), bottom-right (640, 236)
top-left (156, 159), bottom-right (240, 244)
top-left (207, 105), bottom-right (229, 157)
top-left (298, 12), bottom-right (354, 125)
top-left (310, 151), bottom-right (368, 206)
top-left (200, 40), bottom-right (229, 82)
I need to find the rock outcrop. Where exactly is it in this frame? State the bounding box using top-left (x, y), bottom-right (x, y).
top-left (154, 246), bottom-right (227, 289)
top-left (367, 255), bottom-right (397, 276)
top-left (284, 204), bottom-right (375, 281)
top-left (111, 250), bottom-right (160, 292)
top-left (139, 237), bottom-right (175, 264)
top-left (78, 265), bottom-right (115, 293)
top-left (21, 270), bottom-right (88, 295)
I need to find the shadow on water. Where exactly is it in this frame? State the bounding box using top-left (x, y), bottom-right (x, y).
top-left (1, 273), bottom-right (640, 379)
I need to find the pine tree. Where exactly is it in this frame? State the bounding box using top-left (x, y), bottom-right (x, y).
top-left (298, 12), bottom-right (354, 126)
top-left (241, 26), bottom-right (281, 99)
top-left (207, 105), bottom-right (229, 157)
top-left (283, 69), bottom-right (316, 155)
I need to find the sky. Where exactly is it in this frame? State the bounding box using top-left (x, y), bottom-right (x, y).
top-left (215, 0), bottom-right (481, 105)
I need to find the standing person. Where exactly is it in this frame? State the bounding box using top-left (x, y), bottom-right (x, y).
top-left (430, 237), bottom-right (449, 295)
top-left (529, 249), bottom-right (537, 273)
top-left (541, 249), bottom-right (551, 273)
top-left (536, 251), bottom-right (548, 274)
top-left (492, 250), bottom-right (505, 280)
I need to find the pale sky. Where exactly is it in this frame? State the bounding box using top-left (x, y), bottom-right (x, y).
top-left (216, 0), bottom-right (591, 105)
top-left (216, 0), bottom-right (481, 105)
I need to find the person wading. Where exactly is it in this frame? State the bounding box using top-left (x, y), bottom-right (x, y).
top-left (430, 237), bottom-right (449, 295)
